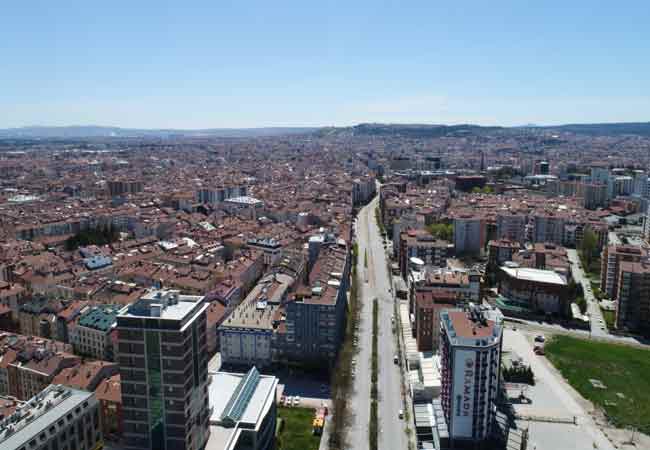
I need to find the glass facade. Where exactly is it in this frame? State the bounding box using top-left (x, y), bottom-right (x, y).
top-left (146, 331), bottom-right (164, 450)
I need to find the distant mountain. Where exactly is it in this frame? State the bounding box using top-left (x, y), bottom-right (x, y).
top-left (318, 123), bottom-right (504, 139)
top-left (544, 122), bottom-right (650, 136)
top-left (0, 125), bottom-right (318, 139)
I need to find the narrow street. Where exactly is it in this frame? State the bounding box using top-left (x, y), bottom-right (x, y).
top-left (348, 195), bottom-right (411, 450)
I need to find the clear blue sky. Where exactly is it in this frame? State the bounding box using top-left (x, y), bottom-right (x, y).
top-left (2, 1), bottom-right (649, 128)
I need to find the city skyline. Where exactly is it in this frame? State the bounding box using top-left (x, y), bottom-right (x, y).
top-left (3, 1), bottom-right (650, 128)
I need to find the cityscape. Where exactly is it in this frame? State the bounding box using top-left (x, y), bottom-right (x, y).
top-left (1, 123), bottom-right (650, 450)
top-left (3, 2), bottom-right (650, 450)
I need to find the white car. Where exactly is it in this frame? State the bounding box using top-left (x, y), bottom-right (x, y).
top-left (293, 396), bottom-right (301, 406)
top-left (398, 409), bottom-right (404, 419)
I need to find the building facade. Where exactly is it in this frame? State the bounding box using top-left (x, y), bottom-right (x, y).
top-left (116, 290), bottom-right (210, 450)
top-left (438, 307), bottom-right (503, 446)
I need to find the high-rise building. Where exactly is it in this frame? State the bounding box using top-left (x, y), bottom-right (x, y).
top-left (438, 306), bottom-right (503, 447)
top-left (616, 261), bottom-right (650, 334)
top-left (453, 215), bottom-right (484, 256)
top-left (117, 289), bottom-right (210, 450)
top-left (601, 245), bottom-right (649, 300)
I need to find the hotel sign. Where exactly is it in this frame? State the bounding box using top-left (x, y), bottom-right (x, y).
top-left (452, 350), bottom-right (475, 438)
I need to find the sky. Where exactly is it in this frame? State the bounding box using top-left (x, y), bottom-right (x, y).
top-left (2, 1), bottom-right (649, 128)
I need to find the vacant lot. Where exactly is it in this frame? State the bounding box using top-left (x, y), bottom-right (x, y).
top-left (277, 406), bottom-right (321, 450)
top-left (546, 335), bottom-right (650, 434)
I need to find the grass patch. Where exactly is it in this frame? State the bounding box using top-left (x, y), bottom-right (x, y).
top-left (277, 407), bottom-right (321, 450)
top-left (545, 335), bottom-right (650, 434)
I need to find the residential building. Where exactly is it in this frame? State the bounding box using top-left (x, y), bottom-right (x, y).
top-left (487, 239), bottom-right (520, 268)
top-left (438, 307), bottom-right (503, 447)
top-left (495, 212), bottom-right (526, 244)
top-left (206, 367), bottom-right (278, 450)
top-left (453, 215), bottom-right (484, 256)
top-left (95, 374), bottom-right (123, 439)
top-left (616, 261), bottom-right (650, 334)
top-left (0, 385), bottom-right (101, 450)
top-left (281, 243), bottom-right (350, 367)
top-left (414, 291), bottom-right (462, 351)
top-left (70, 304), bottom-right (121, 361)
top-left (351, 176), bottom-right (377, 206)
top-left (410, 268), bottom-right (481, 306)
top-left (116, 289), bottom-right (210, 450)
top-left (219, 273), bottom-right (293, 369)
top-left (601, 245), bottom-right (649, 300)
top-left (399, 230), bottom-right (452, 278)
top-left (578, 183), bottom-right (608, 210)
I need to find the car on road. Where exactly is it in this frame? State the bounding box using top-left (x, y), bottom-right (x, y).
top-left (398, 409), bottom-right (404, 419)
top-left (534, 335), bottom-right (545, 343)
top-left (393, 354), bottom-right (399, 364)
top-left (293, 396), bottom-right (301, 406)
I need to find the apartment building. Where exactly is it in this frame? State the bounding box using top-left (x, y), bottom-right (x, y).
top-left (414, 291), bottom-right (462, 352)
top-left (116, 289), bottom-right (210, 450)
top-left (616, 261), bottom-right (650, 334)
top-left (70, 304), bottom-right (120, 361)
top-left (454, 215), bottom-right (484, 256)
top-left (0, 385), bottom-right (101, 450)
top-left (399, 230), bottom-right (452, 278)
top-left (495, 212), bottom-right (526, 244)
top-left (601, 245), bottom-right (649, 300)
top-left (281, 243), bottom-right (350, 367)
top-left (219, 273), bottom-right (293, 368)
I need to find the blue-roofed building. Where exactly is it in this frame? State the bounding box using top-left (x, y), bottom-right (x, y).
top-left (69, 304), bottom-right (121, 361)
top-left (83, 255), bottom-right (112, 270)
top-left (207, 367), bottom-right (278, 450)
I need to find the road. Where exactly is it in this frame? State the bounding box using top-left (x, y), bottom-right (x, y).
top-left (566, 249), bottom-right (608, 338)
top-left (348, 195), bottom-right (411, 450)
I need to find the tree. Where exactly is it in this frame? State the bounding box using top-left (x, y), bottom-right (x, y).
top-left (580, 228), bottom-right (599, 270)
top-left (427, 222), bottom-right (453, 241)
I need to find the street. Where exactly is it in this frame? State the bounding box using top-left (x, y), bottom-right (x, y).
top-left (348, 195), bottom-right (411, 450)
top-left (566, 249), bottom-right (608, 338)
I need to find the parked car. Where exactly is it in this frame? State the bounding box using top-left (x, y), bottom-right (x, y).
top-left (534, 335), bottom-right (545, 343)
top-left (398, 409), bottom-right (404, 419)
top-left (293, 396), bottom-right (301, 406)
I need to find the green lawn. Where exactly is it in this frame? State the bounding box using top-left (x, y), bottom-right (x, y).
top-left (545, 335), bottom-right (650, 434)
top-left (276, 407), bottom-right (321, 450)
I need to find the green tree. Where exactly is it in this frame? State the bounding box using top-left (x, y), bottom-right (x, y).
top-left (427, 223), bottom-right (453, 241)
top-left (580, 228), bottom-right (598, 270)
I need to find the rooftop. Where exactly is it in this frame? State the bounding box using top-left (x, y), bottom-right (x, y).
top-left (500, 265), bottom-right (568, 286)
top-left (118, 289), bottom-right (206, 323)
top-left (0, 385), bottom-right (94, 450)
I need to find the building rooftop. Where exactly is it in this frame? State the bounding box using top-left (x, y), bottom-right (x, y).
top-left (500, 265), bottom-right (567, 286)
top-left (0, 385), bottom-right (94, 450)
top-left (441, 306), bottom-right (503, 347)
top-left (77, 305), bottom-right (121, 332)
top-left (118, 289), bottom-right (206, 324)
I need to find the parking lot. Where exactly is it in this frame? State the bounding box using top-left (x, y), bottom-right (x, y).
top-left (502, 328), bottom-right (615, 450)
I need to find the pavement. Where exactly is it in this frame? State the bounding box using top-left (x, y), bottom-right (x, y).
top-left (567, 249), bottom-right (608, 338)
top-left (502, 327), bottom-right (616, 450)
top-left (348, 195), bottom-right (412, 450)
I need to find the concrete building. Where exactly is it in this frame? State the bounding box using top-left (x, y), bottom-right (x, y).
top-left (108, 180), bottom-right (144, 198)
top-left (453, 216), bottom-right (483, 256)
top-left (70, 304), bottom-right (120, 361)
top-left (487, 239), bottom-right (520, 268)
top-left (414, 291), bottom-right (462, 352)
top-left (116, 289), bottom-right (210, 450)
top-left (616, 261), bottom-right (650, 334)
top-left (219, 273), bottom-right (293, 369)
top-left (399, 230), bottom-right (452, 279)
top-left (206, 367), bottom-right (278, 450)
top-left (531, 213), bottom-right (565, 245)
top-left (578, 183), bottom-right (608, 210)
top-left (246, 238), bottom-right (282, 266)
top-left (281, 243), bottom-right (350, 367)
top-left (438, 307), bottom-right (503, 447)
top-left (498, 264), bottom-right (568, 315)
top-left (196, 186), bottom-right (248, 205)
top-left (0, 385), bottom-right (101, 450)
top-left (495, 212), bottom-right (526, 244)
top-left (601, 245), bottom-right (649, 300)
top-left (351, 176), bottom-right (376, 206)
top-left (410, 267), bottom-right (481, 305)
